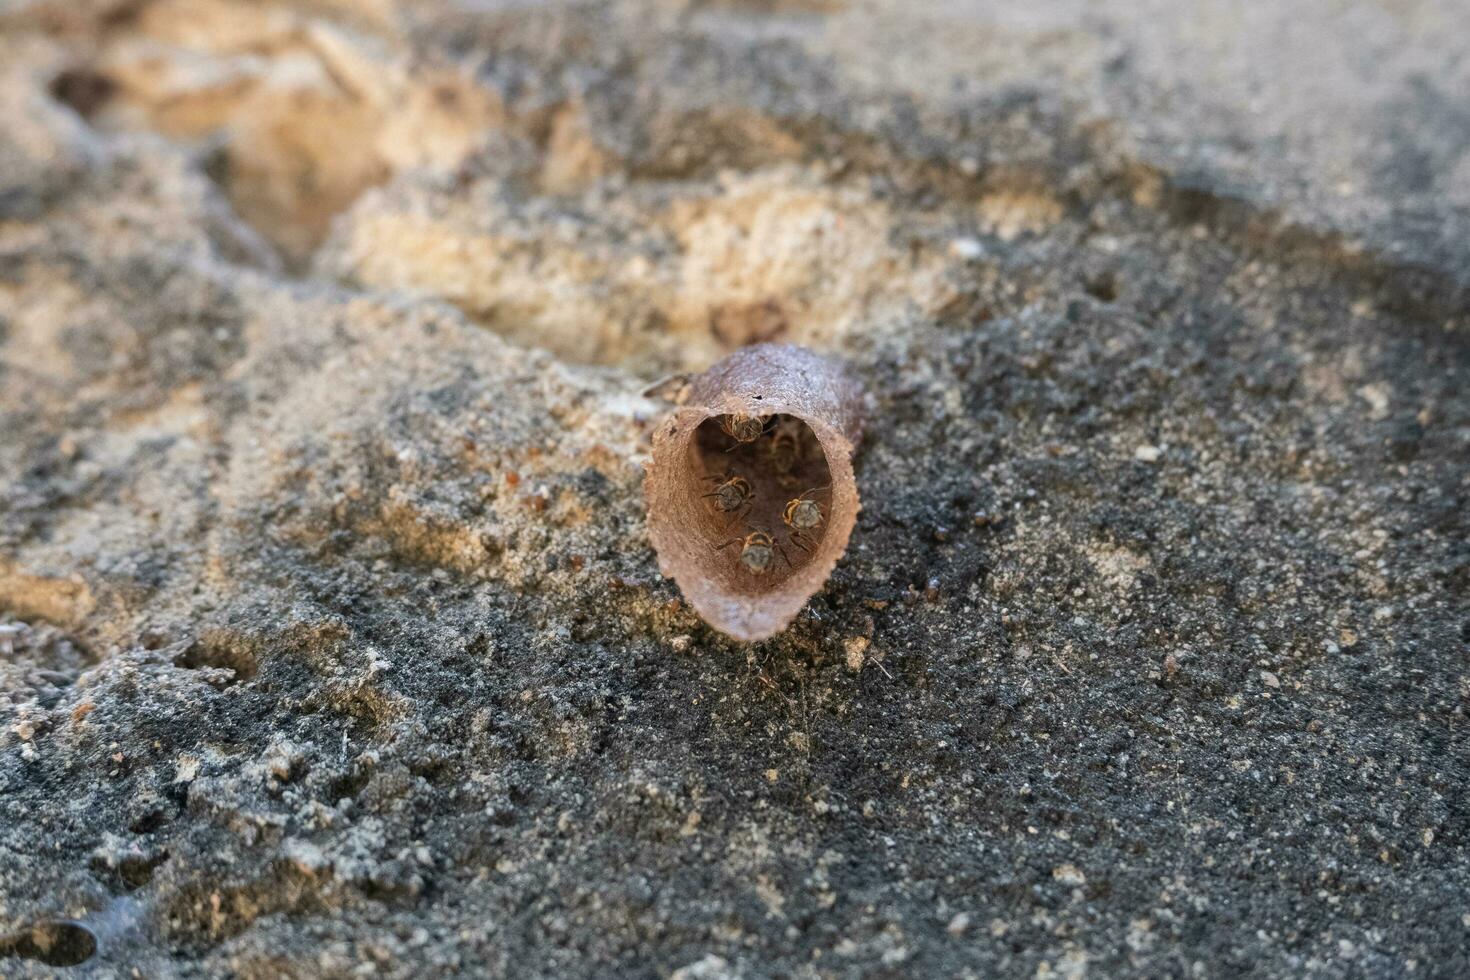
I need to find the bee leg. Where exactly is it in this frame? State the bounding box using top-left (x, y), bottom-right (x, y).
top-left (714, 538), bottom-right (742, 553)
top-left (775, 541), bottom-right (793, 568)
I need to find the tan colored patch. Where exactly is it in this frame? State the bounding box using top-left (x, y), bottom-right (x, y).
top-left (337, 212), bottom-right (636, 364)
top-left (540, 103), bottom-right (614, 195)
top-left (110, 380), bottom-right (210, 434)
top-left (331, 168), bottom-right (931, 372)
top-left (0, 265), bottom-right (96, 385)
top-left (1085, 541), bottom-right (1150, 593)
top-left (0, 565), bottom-right (96, 626)
top-left (368, 499), bottom-right (495, 575)
top-left (85, 3), bottom-right (503, 262)
top-left (977, 187), bottom-right (1064, 241)
top-left (708, 297), bottom-right (789, 348)
top-left (665, 173), bottom-right (903, 350)
top-left (374, 68), bottom-right (504, 172)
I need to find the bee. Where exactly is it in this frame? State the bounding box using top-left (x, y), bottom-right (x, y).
top-left (768, 418), bottom-right (804, 477)
top-left (719, 412), bottom-right (769, 445)
top-left (782, 487), bottom-right (828, 552)
top-left (716, 529), bottom-right (787, 574)
top-left (702, 472), bottom-right (753, 523)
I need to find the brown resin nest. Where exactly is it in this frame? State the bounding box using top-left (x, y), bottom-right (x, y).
top-left (645, 344), bottom-right (865, 641)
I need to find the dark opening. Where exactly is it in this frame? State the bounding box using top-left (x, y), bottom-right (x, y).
top-left (175, 631), bottom-right (259, 682)
top-left (692, 412), bottom-right (832, 589)
top-left (1084, 273), bottom-right (1119, 303)
top-left (48, 69), bottom-right (116, 120)
top-left (91, 849), bottom-right (168, 892)
top-left (0, 921), bottom-right (97, 967)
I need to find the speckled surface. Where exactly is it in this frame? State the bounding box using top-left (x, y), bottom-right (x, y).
top-left (1, 1), bottom-right (1467, 977)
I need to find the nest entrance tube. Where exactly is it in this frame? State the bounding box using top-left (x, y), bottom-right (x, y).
top-left (646, 344), bottom-right (864, 641)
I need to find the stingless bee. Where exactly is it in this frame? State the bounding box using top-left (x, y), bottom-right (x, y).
top-left (782, 487), bottom-right (828, 552)
top-left (716, 529), bottom-right (788, 574)
top-left (768, 418), bottom-right (804, 477)
top-left (703, 472), bottom-right (754, 523)
top-left (719, 412), bottom-right (769, 445)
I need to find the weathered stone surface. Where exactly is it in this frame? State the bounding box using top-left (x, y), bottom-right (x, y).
top-left (1, 1), bottom-right (1467, 977)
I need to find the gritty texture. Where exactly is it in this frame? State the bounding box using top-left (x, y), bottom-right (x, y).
top-left (1, 0), bottom-right (1468, 978)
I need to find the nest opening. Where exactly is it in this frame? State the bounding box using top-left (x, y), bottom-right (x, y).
top-left (686, 412), bottom-right (833, 596)
top-left (645, 343), bottom-right (862, 641)
top-left (0, 921), bottom-right (97, 967)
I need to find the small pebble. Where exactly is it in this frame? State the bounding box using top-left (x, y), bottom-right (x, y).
top-left (949, 238), bottom-right (985, 261)
top-left (1052, 863), bottom-right (1086, 886)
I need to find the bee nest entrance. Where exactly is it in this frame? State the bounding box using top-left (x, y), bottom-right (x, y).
top-left (646, 344), bottom-right (863, 642)
top-left (693, 414), bottom-right (833, 588)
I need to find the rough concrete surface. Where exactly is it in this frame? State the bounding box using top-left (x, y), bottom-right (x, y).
top-left (1, 0), bottom-right (1467, 976)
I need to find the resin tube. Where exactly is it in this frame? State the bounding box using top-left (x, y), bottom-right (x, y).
top-left (645, 344), bottom-right (864, 641)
